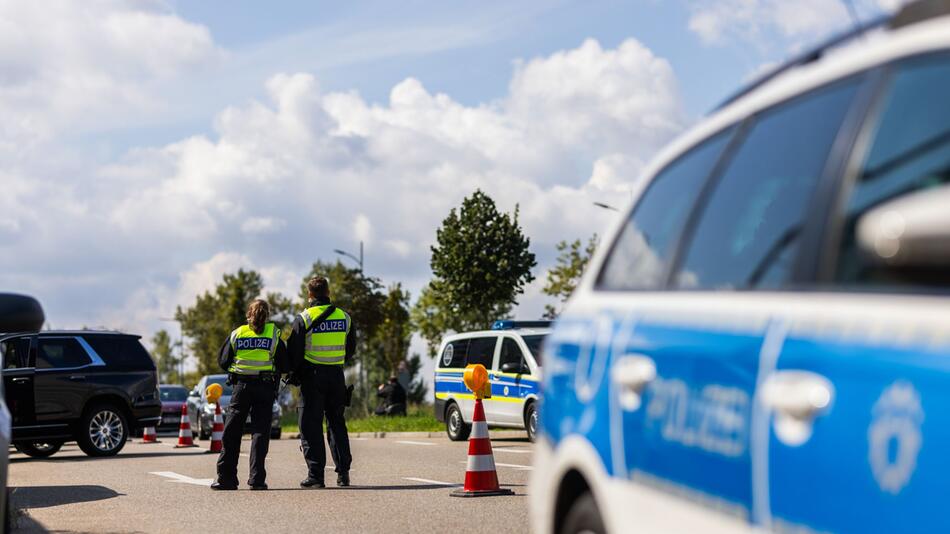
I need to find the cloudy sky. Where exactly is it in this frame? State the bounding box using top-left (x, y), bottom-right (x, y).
top-left (1, 0), bottom-right (898, 351)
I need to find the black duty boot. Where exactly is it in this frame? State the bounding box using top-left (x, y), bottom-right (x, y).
top-left (249, 483), bottom-right (268, 491)
top-left (211, 481), bottom-right (237, 491)
top-left (337, 473), bottom-right (350, 487)
top-left (300, 477), bottom-right (325, 488)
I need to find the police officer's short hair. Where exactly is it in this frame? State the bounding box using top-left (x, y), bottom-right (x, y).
top-left (308, 276), bottom-right (329, 298)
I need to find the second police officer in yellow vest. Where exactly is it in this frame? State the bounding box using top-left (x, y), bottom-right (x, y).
top-left (212, 299), bottom-right (288, 491)
top-left (288, 276), bottom-right (355, 488)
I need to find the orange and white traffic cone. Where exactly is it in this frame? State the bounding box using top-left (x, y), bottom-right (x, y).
top-left (140, 426), bottom-right (160, 444)
top-left (451, 398), bottom-right (514, 497)
top-left (174, 403), bottom-right (198, 448)
top-left (206, 403), bottom-right (223, 454)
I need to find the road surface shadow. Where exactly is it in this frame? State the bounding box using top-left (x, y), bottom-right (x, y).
top-left (258, 483), bottom-right (526, 492)
top-left (11, 485), bottom-right (123, 510)
top-left (10, 450), bottom-right (208, 463)
top-left (489, 437), bottom-right (531, 443)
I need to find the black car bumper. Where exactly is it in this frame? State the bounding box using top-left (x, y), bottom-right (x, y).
top-left (434, 398), bottom-right (446, 422)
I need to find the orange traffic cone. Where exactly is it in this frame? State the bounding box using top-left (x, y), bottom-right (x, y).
top-left (207, 403), bottom-right (223, 454)
top-left (451, 398), bottom-right (514, 497)
top-left (141, 426), bottom-right (160, 444)
top-left (174, 403), bottom-right (198, 448)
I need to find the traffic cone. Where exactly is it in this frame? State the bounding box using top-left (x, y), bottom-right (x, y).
top-left (206, 403), bottom-right (223, 454)
top-left (174, 403), bottom-right (198, 448)
top-left (450, 398), bottom-right (514, 497)
top-left (140, 425), bottom-right (160, 444)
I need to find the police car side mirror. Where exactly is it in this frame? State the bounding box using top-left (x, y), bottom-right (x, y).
top-left (857, 185), bottom-right (950, 269)
top-left (0, 293), bottom-right (44, 332)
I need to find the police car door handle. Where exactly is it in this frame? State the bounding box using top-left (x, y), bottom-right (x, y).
top-left (611, 354), bottom-right (656, 411)
top-left (760, 370), bottom-right (834, 446)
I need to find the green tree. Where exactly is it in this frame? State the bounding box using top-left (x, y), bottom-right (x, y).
top-left (542, 235), bottom-right (598, 319)
top-left (151, 329), bottom-right (180, 384)
top-left (412, 189), bottom-right (536, 356)
top-left (175, 269), bottom-right (265, 376)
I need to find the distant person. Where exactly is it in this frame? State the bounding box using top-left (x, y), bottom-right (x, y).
top-left (212, 299), bottom-right (287, 491)
top-left (375, 376), bottom-right (407, 416)
top-left (288, 276), bottom-right (355, 488)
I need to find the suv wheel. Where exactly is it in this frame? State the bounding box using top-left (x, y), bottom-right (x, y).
top-left (559, 492), bottom-right (606, 534)
top-left (525, 402), bottom-right (539, 443)
top-left (445, 403), bottom-right (471, 441)
top-left (15, 441), bottom-right (64, 458)
top-left (77, 404), bottom-right (128, 457)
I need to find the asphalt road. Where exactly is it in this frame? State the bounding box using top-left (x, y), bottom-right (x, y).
top-left (9, 433), bottom-right (533, 533)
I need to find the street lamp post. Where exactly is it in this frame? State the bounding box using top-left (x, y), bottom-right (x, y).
top-left (333, 241), bottom-right (364, 272)
top-left (593, 201), bottom-right (619, 212)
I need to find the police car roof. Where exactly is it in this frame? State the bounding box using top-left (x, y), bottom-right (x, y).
top-left (443, 328), bottom-right (551, 341)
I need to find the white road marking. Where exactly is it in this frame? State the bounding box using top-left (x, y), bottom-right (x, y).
top-left (493, 448), bottom-right (532, 454)
top-left (149, 471), bottom-right (214, 486)
top-left (396, 440), bottom-right (436, 446)
top-left (404, 477), bottom-right (459, 486)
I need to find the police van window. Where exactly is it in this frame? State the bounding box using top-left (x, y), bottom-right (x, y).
top-left (674, 79), bottom-right (860, 289)
top-left (36, 338), bottom-right (91, 369)
top-left (465, 337), bottom-right (497, 368)
top-left (521, 335), bottom-right (545, 366)
top-left (835, 56), bottom-right (950, 288)
top-left (439, 339), bottom-right (469, 369)
top-left (597, 128), bottom-right (734, 290)
top-left (499, 338), bottom-right (526, 372)
top-left (2, 338), bottom-right (30, 369)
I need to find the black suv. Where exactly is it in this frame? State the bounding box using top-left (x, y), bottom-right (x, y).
top-left (1, 331), bottom-right (161, 458)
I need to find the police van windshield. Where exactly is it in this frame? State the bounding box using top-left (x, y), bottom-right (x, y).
top-left (522, 335), bottom-right (546, 365)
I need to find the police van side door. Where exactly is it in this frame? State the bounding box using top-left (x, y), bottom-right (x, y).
top-left (765, 54), bottom-right (950, 534)
top-left (465, 336), bottom-right (500, 423)
top-left (494, 336), bottom-right (527, 425)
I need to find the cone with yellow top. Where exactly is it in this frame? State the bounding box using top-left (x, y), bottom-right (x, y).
top-left (450, 363), bottom-right (514, 497)
top-left (205, 383), bottom-right (224, 454)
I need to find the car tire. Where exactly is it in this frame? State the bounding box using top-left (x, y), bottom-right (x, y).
top-left (445, 403), bottom-right (471, 442)
top-left (198, 419), bottom-right (210, 441)
top-left (76, 403), bottom-right (128, 457)
top-left (559, 492), bottom-right (606, 534)
top-left (270, 428), bottom-right (281, 440)
top-left (525, 402), bottom-right (539, 443)
top-left (14, 440), bottom-right (64, 458)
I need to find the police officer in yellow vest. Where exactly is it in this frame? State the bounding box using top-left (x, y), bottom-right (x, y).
top-left (211, 299), bottom-right (287, 491)
top-left (288, 276), bottom-right (355, 488)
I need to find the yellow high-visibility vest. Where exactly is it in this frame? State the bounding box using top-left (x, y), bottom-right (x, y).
top-left (228, 322), bottom-right (279, 375)
top-left (300, 305), bottom-right (350, 366)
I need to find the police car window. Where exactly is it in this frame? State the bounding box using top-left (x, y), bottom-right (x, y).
top-left (836, 56), bottom-right (950, 288)
top-left (597, 128), bottom-right (734, 290)
top-left (675, 79), bottom-right (860, 289)
top-left (465, 337), bottom-right (496, 368)
top-left (36, 338), bottom-right (91, 369)
top-left (499, 338), bottom-right (525, 371)
top-left (440, 339), bottom-right (468, 369)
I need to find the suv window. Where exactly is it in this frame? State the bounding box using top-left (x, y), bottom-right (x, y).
top-left (835, 56), bottom-right (950, 287)
top-left (598, 128), bottom-right (734, 290)
top-left (465, 337), bottom-right (497, 368)
top-left (499, 338), bottom-right (526, 372)
top-left (439, 339), bottom-right (469, 369)
top-left (1, 337), bottom-right (30, 369)
top-left (36, 338), bottom-right (91, 369)
top-left (674, 79), bottom-right (861, 289)
top-left (84, 335), bottom-right (155, 370)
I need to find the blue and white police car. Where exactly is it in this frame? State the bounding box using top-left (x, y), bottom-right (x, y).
top-left (434, 321), bottom-right (548, 442)
top-left (531, 2), bottom-right (950, 533)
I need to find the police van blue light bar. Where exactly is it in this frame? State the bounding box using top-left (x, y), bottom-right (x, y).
top-left (491, 320), bottom-right (552, 330)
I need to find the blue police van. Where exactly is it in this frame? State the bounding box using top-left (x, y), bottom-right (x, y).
top-left (530, 3), bottom-right (950, 533)
top-left (434, 321), bottom-right (548, 442)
